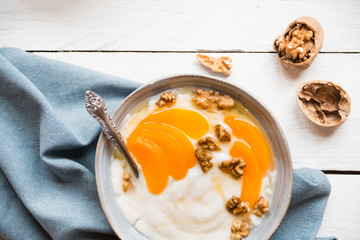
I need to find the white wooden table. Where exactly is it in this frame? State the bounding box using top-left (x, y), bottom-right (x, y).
top-left (1, 0), bottom-right (359, 239)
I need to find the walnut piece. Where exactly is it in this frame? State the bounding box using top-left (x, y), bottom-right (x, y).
top-left (252, 197), bottom-right (269, 217)
top-left (226, 196), bottom-right (250, 215)
top-left (196, 54), bottom-right (232, 75)
top-left (230, 220), bottom-right (250, 240)
top-left (195, 148), bottom-right (213, 173)
top-left (215, 124), bottom-right (231, 142)
top-left (273, 16), bottom-right (324, 70)
top-left (193, 88), bottom-right (235, 112)
top-left (219, 158), bottom-right (246, 179)
top-left (297, 81), bottom-right (351, 127)
top-left (122, 171), bottom-right (131, 192)
top-left (218, 95), bottom-right (235, 109)
top-left (198, 136), bottom-right (221, 151)
top-left (156, 91), bottom-right (176, 107)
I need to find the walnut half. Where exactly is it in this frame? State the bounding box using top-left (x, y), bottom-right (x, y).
top-left (219, 158), bottom-right (246, 179)
top-left (296, 81), bottom-right (351, 127)
top-left (193, 88), bottom-right (235, 112)
top-left (195, 148), bottom-right (213, 173)
top-left (273, 16), bottom-right (324, 70)
top-left (226, 196), bottom-right (250, 215)
top-left (214, 124), bottom-right (231, 142)
top-left (122, 171), bottom-right (131, 192)
top-left (230, 220), bottom-right (250, 240)
top-left (252, 197), bottom-right (269, 217)
top-left (196, 54), bottom-right (232, 75)
top-left (198, 136), bottom-right (221, 151)
top-left (156, 91), bottom-right (176, 107)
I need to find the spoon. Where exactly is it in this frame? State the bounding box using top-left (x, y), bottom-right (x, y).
top-left (85, 91), bottom-right (139, 178)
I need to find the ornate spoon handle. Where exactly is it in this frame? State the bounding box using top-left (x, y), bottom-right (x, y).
top-left (85, 91), bottom-right (139, 178)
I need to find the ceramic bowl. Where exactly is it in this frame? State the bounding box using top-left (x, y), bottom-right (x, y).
top-left (95, 74), bottom-right (293, 240)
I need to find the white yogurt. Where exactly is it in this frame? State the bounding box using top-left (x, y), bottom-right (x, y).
top-left (111, 88), bottom-right (276, 240)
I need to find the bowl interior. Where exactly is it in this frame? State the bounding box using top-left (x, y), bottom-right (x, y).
top-left (95, 75), bottom-right (293, 240)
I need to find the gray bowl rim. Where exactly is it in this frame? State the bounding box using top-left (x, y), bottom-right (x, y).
top-left (95, 74), bottom-right (293, 240)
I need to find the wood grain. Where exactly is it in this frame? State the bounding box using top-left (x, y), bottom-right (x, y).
top-left (1, 0), bottom-right (359, 238)
top-left (318, 174), bottom-right (360, 240)
top-left (35, 52), bottom-right (360, 171)
top-left (0, 0), bottom-right (359, 51)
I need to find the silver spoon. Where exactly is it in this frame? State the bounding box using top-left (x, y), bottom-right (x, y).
top-left (85, 91), bottom-right (139, 178)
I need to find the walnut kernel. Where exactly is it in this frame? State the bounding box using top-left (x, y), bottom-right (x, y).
top-left (226, 196), bottom-right (250, 215)
top-left (122, 171), bottom-right (131, 192)
top-left (193, 89), bottom-right (235, 112)
top-left (198, 136), bottom-right (221, 151)
top-left (219, 158), bottom-right (246, 179)
top-left (214, 124), bottom-right (231, 142)
top-left (196, 54), bottom-right (232, 75)
top-left (195, 148), bottom-right (213, 173)
top-left (275, 25), bottom-right (314, 62)
top-left (230, 220), bottom-right (250, 240)
top-left (218, 95), bottom-right (235, 109)
top-left (156, 91), bottom-right (176, 107)
top-left (252, 197), bottom-right (269, 217)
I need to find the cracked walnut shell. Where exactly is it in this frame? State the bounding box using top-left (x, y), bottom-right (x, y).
top-left (296, 81), bottom-right (351, 127)
top-left (196, 54), bottom-right (232, 75)
top-left (274, 16), bottom-right (324, 70)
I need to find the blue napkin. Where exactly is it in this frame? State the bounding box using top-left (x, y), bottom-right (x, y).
top-left (0, 48), bottom-right (335, 240)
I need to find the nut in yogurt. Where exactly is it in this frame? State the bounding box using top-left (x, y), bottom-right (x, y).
top-left (156, 91), bottom-right (176, 107)
top-left (195, 147), bottom-right (213, 173)
top-left (215, 124), bottom-right (231, 142)
top-left (219, 158), bottom-right (247, 179)
top-left (226, 196), bottom-right (250, 215)
top-left (252, 197), bottom-right (269, 217)
top-left (230, 220), bottom-right (250, 240)
top-left (193, 88), bottom-right (235, 112)
top-left (122, 171), bottom-right (131, 192)
top-left (198, 136), bottom-right (221, 151)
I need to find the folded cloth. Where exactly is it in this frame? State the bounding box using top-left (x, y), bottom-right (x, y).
top-left (0, 48), bottom-right (335, 240)
top-left (270, 168), bottom-right (336, 240)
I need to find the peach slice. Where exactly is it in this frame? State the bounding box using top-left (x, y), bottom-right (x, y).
top-left (127, 108), bottom-right (209, 194)
top-left (224, 116), bottom-right (271, 175)
top-left (230, 140), bottom-right (262, 208)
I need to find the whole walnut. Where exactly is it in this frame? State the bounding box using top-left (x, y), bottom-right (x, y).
top-left (274, 16), bottom-right (324, 70)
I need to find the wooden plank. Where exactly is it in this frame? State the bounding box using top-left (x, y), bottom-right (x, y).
top-left (0, 0), bottom-right (359, 51)
top-left (317, 174), bottom-right (360, 239)
top-left (34, 52), bottom-right (360, 171)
